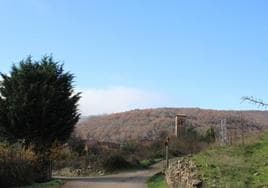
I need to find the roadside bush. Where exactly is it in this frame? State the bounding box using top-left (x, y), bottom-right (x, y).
top-left (121, 141), bottom-right (138, 155)
top-left (102, 153), bottom-right (131, 172)
top-left (147, 139), bottom-right (165, 159)
top-left (202, 127), bottom-right (216, 144)
top-left (68, 133), bottom-right (85, 156)
top-left (0, 142), bottom-right (36, 187)
top-left (169, 136), bottom-right (184, 156)
top-left (52, 147), bottom-right (85, 170)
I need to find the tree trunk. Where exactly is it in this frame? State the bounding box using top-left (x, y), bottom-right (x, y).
top-left (34, 153), bottom-right (52, 182)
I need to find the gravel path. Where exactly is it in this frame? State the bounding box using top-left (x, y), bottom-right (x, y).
top-left (57, 162), bottom-right (164, 188)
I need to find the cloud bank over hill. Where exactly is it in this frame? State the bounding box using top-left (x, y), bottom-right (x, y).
top-left (78, 86), bottom-right (168, 116)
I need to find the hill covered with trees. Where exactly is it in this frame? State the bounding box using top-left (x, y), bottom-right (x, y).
top-left (75, 108), bottom-right (268, 143)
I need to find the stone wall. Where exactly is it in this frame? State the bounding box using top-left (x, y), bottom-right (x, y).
top-left (165, 157), bottom-right (202, 188)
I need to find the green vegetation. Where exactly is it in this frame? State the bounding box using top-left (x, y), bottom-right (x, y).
top-left (68, 133), bottom-right (86, 156)
top-left (22, 179), bottom-right (63, 188)
top-left (0, 56), bottom-right (80, 151)
top-left (102, 154), bottom-right (132, 171)
top-left (147, 173), bottom-right (168, 188)
top-left (0, 142), bottom-right (36, 187)
top-left (203, 126), bottom-right (216, 144)
top-left (53, 123), bottom-right (214, 176)
top-left (0, 56), bottom-right (80, 185)
top-left (192, 132), bottom-right (268, 187)
top-left (140, 158), bottom-right (162, 168)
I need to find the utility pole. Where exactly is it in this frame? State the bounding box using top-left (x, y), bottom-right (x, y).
top-left (240, 112), bottom-right (245, 146)
top-left (165, 137), bottom-right (170, 169)
top-left (220, 119), bottom-right (227, 145)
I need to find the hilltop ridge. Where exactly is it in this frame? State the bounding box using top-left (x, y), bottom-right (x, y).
top-left (76, 108), bottom-right (268, 142)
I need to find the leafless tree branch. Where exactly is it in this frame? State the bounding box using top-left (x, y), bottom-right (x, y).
top-left (241, 96), bottom-right (268, 108)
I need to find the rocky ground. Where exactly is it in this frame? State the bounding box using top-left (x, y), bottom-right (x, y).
top-left (165, 157), bottom-right (202, 188)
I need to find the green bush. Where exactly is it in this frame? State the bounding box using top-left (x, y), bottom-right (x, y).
top-left (68, 134), bottom-right (85, 156)
top-left (102, 154), bottom-right (131, 171)
top-left (202, 127), bottom-right (216, 144)
top-left (147, 172), bottom-right (168, 188)
top-left (121, 141), bottom-right (138, 155)
top-left (0, 142), bottom-right (36, 187)
top-left (52, 148), bottom-right (86, 171)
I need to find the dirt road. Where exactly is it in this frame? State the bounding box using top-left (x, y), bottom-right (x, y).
top-left (57, 162), bottom-right (164, 188)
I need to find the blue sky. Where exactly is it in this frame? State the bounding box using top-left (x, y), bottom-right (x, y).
top-left (1, 0), bottom-right (268, 115)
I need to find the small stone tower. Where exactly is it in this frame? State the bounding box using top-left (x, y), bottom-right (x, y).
top-left (175, 114), bottom-right (186, 137)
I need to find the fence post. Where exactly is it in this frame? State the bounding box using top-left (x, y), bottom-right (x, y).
top-left (165, 137), bottom-right (170, 169)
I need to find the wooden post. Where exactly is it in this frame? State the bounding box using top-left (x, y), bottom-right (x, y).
top-left (241, 114), bottom-right (245, 146)
top-left (85, 144), bottom-right (89, 169)
top-left (49, 160), bottom-right (52, 180)
top-left (165, 137), bottom-right (170, 169)
top-left (175, 115), bottom-right (178, 137)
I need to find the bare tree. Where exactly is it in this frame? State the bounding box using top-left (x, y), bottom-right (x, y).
top-left (242, 96), bottom-right (268, 107)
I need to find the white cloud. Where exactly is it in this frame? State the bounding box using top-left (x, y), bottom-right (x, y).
top-left (78, 86), bottom-right (168, 116)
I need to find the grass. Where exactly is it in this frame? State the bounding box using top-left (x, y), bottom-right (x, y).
top-left (22, 179), bottom-right (64, 188)
top-left (112, 158), bottom-right (162, 174)
top-left (192, 132), bottom-right (268, 187)
top-left (147, 173), bottom-right (168, 188)
top-left (141, 158), bottom-right (162, 168)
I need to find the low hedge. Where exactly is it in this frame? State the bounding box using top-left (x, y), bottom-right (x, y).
top-left (0, 142), bottom-right (36, 187)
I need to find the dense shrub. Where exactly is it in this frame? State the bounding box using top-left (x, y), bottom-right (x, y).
top-left (52, 126), bottom-right (215, 176)
top-left (102, 154), bottom-right (131, 172)
top-left (51, 146), bottom-right (85, 170)
top-left (147, 140), bottom-right (165, 159)
top-left (121, 141), bottom-right (138, 155)
top-left (203, 127), bottom-right (216, 144)
top-left (68, 133), bottom-right (85, 156)
top-left (0, 142), bottom-right (36, 187)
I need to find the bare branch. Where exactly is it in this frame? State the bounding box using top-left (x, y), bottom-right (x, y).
top-left (241, 96), bottom-right (268, 108)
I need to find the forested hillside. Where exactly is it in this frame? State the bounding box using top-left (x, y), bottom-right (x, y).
top-left (76, 108), bottom-right (268, 143)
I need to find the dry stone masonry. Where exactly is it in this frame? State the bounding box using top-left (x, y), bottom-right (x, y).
top-left (165, 157), bottom-right (202, 188)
